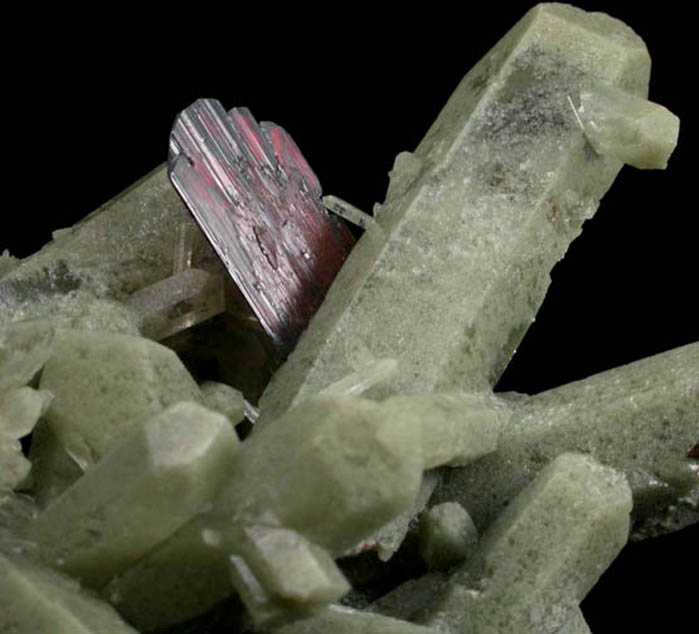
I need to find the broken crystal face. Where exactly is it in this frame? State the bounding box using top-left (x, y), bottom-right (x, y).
top-left (1, 4), bottom-right (696, 634)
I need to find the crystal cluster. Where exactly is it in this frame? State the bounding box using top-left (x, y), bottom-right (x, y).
top-left (0, 4), bottom-right (695, 634)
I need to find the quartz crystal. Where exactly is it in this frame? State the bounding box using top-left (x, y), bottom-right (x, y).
top-left (418, 502), bottom-right (478, 571)
top-left (0, 552), bottom-right (138, 633)
top-left (257, 2), bottom-right (657, 422)
top-left (432, 343), bottom-right (699, 538)
top-left (38, 329), bottom-right (202, 466)
top-left (419, 454), bottom-right (632, 634)
top-left (28, 402), bottom-right (239, 588)
top-left (0, 4), bottom-right (695, 634)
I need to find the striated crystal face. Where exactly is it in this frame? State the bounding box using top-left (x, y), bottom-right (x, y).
top-left (169, 100), bottom-right (356, 354)
top-left (0, 4), bottom-right (696, 634)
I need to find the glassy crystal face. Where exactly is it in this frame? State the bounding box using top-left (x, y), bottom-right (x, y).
top-left (168, 100), bottom-right (355, 355)
top-left (0, 4), bottom-right (696, 634)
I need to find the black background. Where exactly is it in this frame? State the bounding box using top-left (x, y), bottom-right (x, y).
top-left (5, 2), bottom-right (696, 630)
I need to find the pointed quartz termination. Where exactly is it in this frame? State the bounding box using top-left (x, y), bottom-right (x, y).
top-left (169, 100), bottom-right (355, 354)
top-left (228, 524), bottom-right (350, 626)
top-left (28, 402), bottom-right (240, 588)
top-left (258, 3), bottom-right (666, 422)
top-left (103, 395), bottom-right (424, 630)
top-left (417, 454), bottom-right (632, 634)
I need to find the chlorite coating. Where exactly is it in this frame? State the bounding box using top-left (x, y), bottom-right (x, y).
top-left (258, 3), bottom-right (653, 423)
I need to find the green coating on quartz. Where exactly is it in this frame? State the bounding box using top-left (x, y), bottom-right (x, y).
top-left (0, 552), bottom-right (138, 633)
top-left (419, 502), bottom-right (478, 571)
top-left (229, 525), bottom-right (350, 626)
top-left (218, 396), bottom-right (423, 557)
top-left (379, 393), bottom-right (508, 469)
top-left (258, 2), bottom-right (652, 423)
top-left (273, 605), bottom-right (438, 634)
top-left (0, 4), bottom-right (692, 634)
top-left (29, 402), bottom-right (239, 588)
top-left (200, 381), bottom-right (246, 425)
top-left (433, 343), bottom-right (699, 538)
top-left (577, 82), bottom-right (679, 169)
top-left (419, 453), bottom-right (631, 634)
top-left (39, 329), bottom-right (202, 465)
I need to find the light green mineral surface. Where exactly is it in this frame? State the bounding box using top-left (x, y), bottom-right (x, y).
top-left (0, 552), bottom-right (138, 633)
top-left (258, 2), bottom-right (654, 423)
top-left (432, 342), bottom-right (699, 538)
top-left (28, 401), bottom-right (239, 588)
top-left (0, 4), bottom-right (694, 634)
top-left (38, 329), bottom-right (203, 466)
top-left (419, 502), bottom-right (478, 571)
top-left (418, 453), bottom-right (631, 633)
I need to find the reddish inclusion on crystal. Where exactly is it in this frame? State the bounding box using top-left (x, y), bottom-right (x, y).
top-left (168, 99), bottom-right (355, 355)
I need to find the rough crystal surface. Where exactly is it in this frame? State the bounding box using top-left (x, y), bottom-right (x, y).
top-left (419, 454), bottom-right (631, 634)
top-left (0, 321), bottom-right (54, 394)
top-left (0, 388), bottom-right (53, 492)
top-left (38, 330), bottom-right (202, 464)
top-left (419, 502), bottom-right (478, 571)
top-left (577, 82), bottom-right (679, 169)
top-left (229, 525), bottom-right (349, 625)
top-left (219, 396), bottom-right (423, 556)
top-left (0, 552), bottom-right (138, 633)
top-left (28, 402), bottom-right (239, 588)
top-left (379, 393), bottom-right (509, 469)
top-left (433, 343), bottom-right (699, 537)
top-left (258, 2), bottom-right (653, 422)
top-left (0, 4), bottom-right (693, 634)
top-left (200, 381), bottom-right (246, 425)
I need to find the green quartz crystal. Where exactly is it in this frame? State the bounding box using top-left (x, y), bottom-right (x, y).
top-left (0, 4), bottom-right (693, 633)
top-left (576, 82), bottom-right (680, 169)
top-left (38, 329), bottom-right (202, 465)
top-left (379, 393), bottom-right (509, 469)
top-left (0, 322), bottom-right (54, 395)
top-left (0, 388), bottom-right (53, 492)
top-left (200, 381), bottom-right (246, 425)
top-left (419, 502), bottom-right (478, 571)
top-left (0, 552), bottom-right (138, 633)
top-left (366, 470), bottom-right (439, 562)
top-left (219, 396), bottom-right (423, 557)
top-left (259, 2), bottom-right (655, 423)
top-left (0, 387), bottom-right (53, 441)
top-left (28, 402), bottom-right (239, 588)
top-left (418, 453), bottom-right (632, 634)
top-left (0, 166), bottom-right (192, 314)
top-left (228, 525), bottom-right (349, 625)
top-left (272, 604), bottom-right (438, 634)
top-left (433, 343), bottom-right (699, 538)
top-left (102, 515), bottom-right (234, 631)
top-left (104, 396), bottom-right (423, 629)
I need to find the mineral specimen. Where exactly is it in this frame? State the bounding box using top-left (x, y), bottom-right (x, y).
top-left (0, 552), bottom-right (138, 633)
top-left (257, 1), bottom-right (659, 422)
top-left (0, 3), bottom-right (695, 634)
top-left (169, 101), bottom-right (355, 354)
top-left (38, 330), bottom-right (202, 466)
top-left (28, 402), bottom-right (239, 588)
top-left (418, 453), bottom-right (632, 633)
